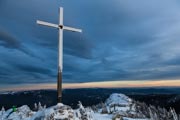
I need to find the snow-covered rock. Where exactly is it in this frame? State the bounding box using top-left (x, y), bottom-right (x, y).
top-left (31, 103), bottom-right (74, 120)
top-left (103, 93), bottom-right (134, 115)
top-left (105, 93), bottom-right (132, 106)
top-left (8, 105), bottom-right (34, 120)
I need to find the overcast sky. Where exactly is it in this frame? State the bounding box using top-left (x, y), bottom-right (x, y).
top-left (1, 0), bottom-right (180, 86)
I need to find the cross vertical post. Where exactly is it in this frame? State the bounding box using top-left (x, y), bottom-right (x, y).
top-left (57, 7), bottom-right (63, 103)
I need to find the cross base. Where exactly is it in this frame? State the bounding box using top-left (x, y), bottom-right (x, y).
top-left (57, 96), bottom-right (62, 103)
top-left (57, 69), bottom-right (62, 103)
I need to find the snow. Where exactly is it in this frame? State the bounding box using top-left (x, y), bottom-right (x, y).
top-left (8, 105), bottom-right (34, 120)
top-left (32, 103), bottom-right (74, 120)
top-left (104, 93), bottom-right (134, 114)
top-left (123, 117), bottom-right (149, 120)
top-left (93, 113), bottom-right (112, 120)
top-left (1, 108), bottom-right (13, 119)
top-left (93, 113), bottom-right (149, 120)
top-left (106, 93), bottom-right (132, 106)
top-left (0, 93), bottom-right (149, 120)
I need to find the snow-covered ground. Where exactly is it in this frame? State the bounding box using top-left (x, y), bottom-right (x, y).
top-left (94, 113), bottom-right (113, 120)
top-left (93, 113), bottom-right (148, 120)
top-left (0, 93), bottom-right (151, 120)
top-left (106, 93), bottom-right (132, 106)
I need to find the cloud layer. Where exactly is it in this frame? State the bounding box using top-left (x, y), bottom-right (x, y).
top-left (0, 0), bottom-right (180, 85)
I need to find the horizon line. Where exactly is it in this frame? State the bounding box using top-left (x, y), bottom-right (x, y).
top-left (0, 79), bottom-right (180, 92)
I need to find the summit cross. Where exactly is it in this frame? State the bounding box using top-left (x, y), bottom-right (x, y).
top-left (37, 7), bottom-right (82, 103)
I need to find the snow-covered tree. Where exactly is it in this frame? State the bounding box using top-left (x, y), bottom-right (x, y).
top-left (76, 101), bottom-right (94, 120)
top-left (34, 103), bottom-right (38, 111)
top-left (101, 103), bottom-right (108, 114)
top-left (170, 108), bottom-right (178, 120)
top-left (43, 104), bottom-right (46, 109)
top-left (38, 102), bottom-right (43, 110)
top-left (0, 107), bottom-right (5, 116)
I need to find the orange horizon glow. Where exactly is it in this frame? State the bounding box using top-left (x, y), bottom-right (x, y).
top-left (0, 80), bottom-right (180, 92)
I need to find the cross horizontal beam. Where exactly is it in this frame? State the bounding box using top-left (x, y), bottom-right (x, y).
top-left (37, 20), bottom-right (59, 28)
top-left (63, 26), bottom-right (82, 32)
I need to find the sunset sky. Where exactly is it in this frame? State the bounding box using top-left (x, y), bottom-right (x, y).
top-left (1, 0), bottom-right (180, 90)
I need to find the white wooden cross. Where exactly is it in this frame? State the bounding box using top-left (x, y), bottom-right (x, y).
top-left (37, 7), bottom-right (82, 103)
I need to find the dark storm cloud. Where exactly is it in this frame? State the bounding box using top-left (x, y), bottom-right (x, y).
top-left (63, 33), bottom-right (93, 59)
top-left (15, 64), bottom-right (52, 74)
top-left (1, 0), bottom-right (180, 85)
top-left (0, 30), bottom-right (40, 58)
top-left (163, 56), bottom-right (180, 66)
top-left (0, 30), bottom-right (21, 48)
